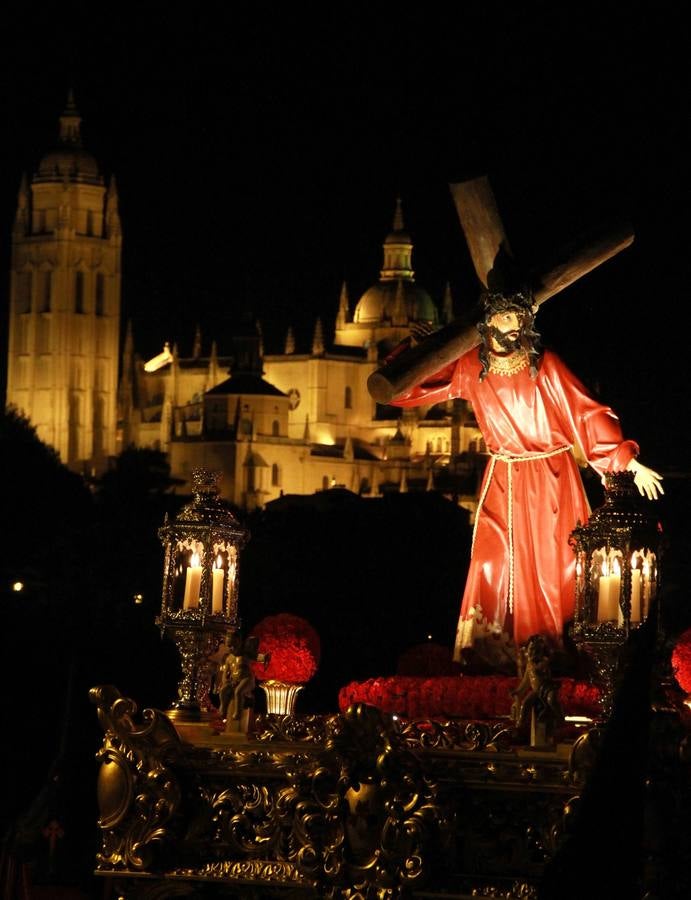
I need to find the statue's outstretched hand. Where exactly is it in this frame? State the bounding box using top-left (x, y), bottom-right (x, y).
top-left (626, 458), bottom-right (664, 500)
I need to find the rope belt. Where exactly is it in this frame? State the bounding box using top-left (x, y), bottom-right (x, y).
top-left (471, 445), bottom-right (572, 615)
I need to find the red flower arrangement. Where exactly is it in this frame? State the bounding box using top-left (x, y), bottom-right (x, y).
top-left (338, 675), bottom-right (602, 720)
top-left (671, 628), bottom-right (691, 694)
top-left (250, 613), bottom-right (321, 684)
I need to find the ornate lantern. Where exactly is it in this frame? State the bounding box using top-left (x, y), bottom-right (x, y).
top-left (569, 471), bottom-right (663, 715)
top-left (157, 468), bottom-right (248, 721)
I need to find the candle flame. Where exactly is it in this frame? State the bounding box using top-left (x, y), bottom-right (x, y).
top-left (612, 557), bottom-right (621, 576)
top-left (191, 552), bottom-right (200, 567)
top-left (642, 558), bottom-right (650, 577)
top-left (576, 560), bottom-right (582, 577)
top-left (631, 552), bottom-right (638, 569)
top-left (215, 554), bottom-right (223, 570)
top-left (601, 560), bottom-right (608, 577)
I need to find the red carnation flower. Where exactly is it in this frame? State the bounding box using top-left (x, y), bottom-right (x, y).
top-left (338, 674), bottom-right (603, 719)
top-left (671, 628), bottom-right (691, 694)
top-left (250, 613), bottom-right (321, 684)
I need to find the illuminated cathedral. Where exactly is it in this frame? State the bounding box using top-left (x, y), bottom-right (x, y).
top-left (5, 93), bottom-right (121, 472)
top-left (6, 97), bottom-right (485, 513)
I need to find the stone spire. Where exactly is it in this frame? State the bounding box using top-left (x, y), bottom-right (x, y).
top-left (59, 89), bottom-right (83, 146)
top-left (118, 320), bottom-right (136, 448)
top-left (13, 173), bottom-right (29, 236)
top-left (119, 320), bottom-right (135, 397)
top-left (122, 318), bottom-right (134, 369)
top-left (335, 281), bottom-right (350, 329)
top-left (257, 319), bottom-right (264, 359)
top-left (106, 175), bottom-right (121, 239)
top-left (392, 195), bottom-right (404, 231)
top-left (206, 340), bottom-right (219, 391)
top-left (284, 326), bottom-right (295, 354)
top-left (311, 317), bottom-right (325, 356)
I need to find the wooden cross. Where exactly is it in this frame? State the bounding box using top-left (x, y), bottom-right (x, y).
top-left (367, 175), bottom-right (634, 404)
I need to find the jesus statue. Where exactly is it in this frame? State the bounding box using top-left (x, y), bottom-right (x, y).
top-left (391, 288), bottom-right (662, 669)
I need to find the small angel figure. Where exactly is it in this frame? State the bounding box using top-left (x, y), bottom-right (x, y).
top-left (510, 634), bottom-right (564, 745)
top-left (217, 633), bottom-right (270, 733)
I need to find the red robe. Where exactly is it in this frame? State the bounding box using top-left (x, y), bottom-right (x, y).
top-left (392, 348), bottom-right (638, 661)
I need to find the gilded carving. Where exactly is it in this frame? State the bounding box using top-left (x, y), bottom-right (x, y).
top-left (90, 689), bottom-right (596, 896)
top-left (90, 685), bottom-right (183, 871)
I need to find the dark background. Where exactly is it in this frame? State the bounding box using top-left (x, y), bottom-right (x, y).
top-left (0, 6), bottom-right (688, 893)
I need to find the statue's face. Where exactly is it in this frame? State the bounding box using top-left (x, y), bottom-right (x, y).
top-left (487, 310), bottom-right (521, 353)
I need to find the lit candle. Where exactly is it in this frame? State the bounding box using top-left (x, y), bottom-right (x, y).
top-left (642, 557), bottom-right (651, 618)
top-left (630, 553), bottom-right (642, 623)
top-left (610, 556), bottom-right (621, 625)
top-left (183, 551), bottom-right (202, 610)
top-left (597, 560), bottom-right (610, 622)
top-left (212, 556), bottom-right (224, 614)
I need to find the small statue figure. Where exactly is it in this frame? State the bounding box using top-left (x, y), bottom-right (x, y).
top-left (217, 633), bottom-right (270, 734)
top-left (510, 634), bottom-right (564, 746)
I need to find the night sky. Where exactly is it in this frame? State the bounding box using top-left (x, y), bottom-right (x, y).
top-left (0, 9), bottom-right (688, 885)
top-left (0, 5), bottom-right (687, 469)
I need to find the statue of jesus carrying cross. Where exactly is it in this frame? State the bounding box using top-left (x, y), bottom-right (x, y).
top-left (369, 177), bottom-right (662, 670)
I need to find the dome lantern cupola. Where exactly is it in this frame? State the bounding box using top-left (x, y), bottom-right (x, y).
top-left (34, 90), bottom-right (102, 186)
top-left (352, 198), bottom-right (438, 327)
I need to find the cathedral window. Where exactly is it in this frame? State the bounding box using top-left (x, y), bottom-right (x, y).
top-left (344, 386), bottom-right (352, 409)
top-left (16, 271), bottom-right (32, 313)
top-left (75, 271), bottom-right (85, 313)
top-left (272, 419), bottom-right (280, 436)
top-left (95, 274), bottom-right (105, 316)
top-left (34, 210), bottom-right (46, 233)
top-left (271, 463), bottom-right (280, 486)
top-left (39, 271), bottom-right (52, 312)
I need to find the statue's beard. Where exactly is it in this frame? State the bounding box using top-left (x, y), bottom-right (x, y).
top-left (487, 326), bottom-right (522, 354)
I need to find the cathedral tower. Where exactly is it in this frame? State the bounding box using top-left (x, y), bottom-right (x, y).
top-left (5, 93), bottom-right (122, 472)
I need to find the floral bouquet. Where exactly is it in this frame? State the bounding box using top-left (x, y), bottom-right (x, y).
top-left (250, 613), bottom-right (321, 684)
top-left (672, 627), bottom-right (691, 694)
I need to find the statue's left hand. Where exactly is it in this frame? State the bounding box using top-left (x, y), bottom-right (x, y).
top-left (626, 458), bottom-right (664, 501)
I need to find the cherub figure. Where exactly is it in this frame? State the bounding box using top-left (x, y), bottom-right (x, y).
top-left (217, 633), bottom-right (269, 732)
top-left (510, 634), bottom-right (564, 740)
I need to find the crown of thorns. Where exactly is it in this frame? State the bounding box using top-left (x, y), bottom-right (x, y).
top-left (480, 289), bottom-right (537, 319)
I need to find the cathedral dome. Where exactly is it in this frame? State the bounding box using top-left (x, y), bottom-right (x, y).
top-left (354, 280), bottom-right (438, 324)
top-left (351, 197), bottom-right (438, 327)
top-left (34, 92), bottom-right (103, 186)
top-left (36, 147), bottom-right (102, 184)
